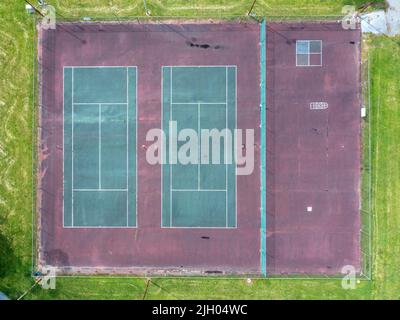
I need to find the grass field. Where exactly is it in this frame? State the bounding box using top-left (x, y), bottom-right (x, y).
top-left (0, 0), bottom-right (399, 300)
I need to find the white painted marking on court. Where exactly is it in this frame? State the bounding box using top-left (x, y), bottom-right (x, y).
top-left (161, 67), bottom-right (164, 228)
top-left (73, 102), bottom-right (127, 105)
top-left (65, 66), bottom-right (128, 68)
top-left (295, 40), bottom-right (322, 67)
top-left (172, 189), bottom-right (227, 192)
top-left (160, 226), bottom-right (237, 229)
top-left (135, 67), bottom-right (138, 228)
top-left (198, 103), bottom-right (201, 190)
top-left (172, 102), bottom-right (226, 105)
top-left (62, 67), bottom-right (65, 228)
top-left (99, 104), bottom-right (102, 189)
top-left (162, 65), bottom-right (237, 68)
top-left (170, 67), bottom-right (173, 227)
top-left (225, 66), bottom-right (228, 227)
top-left (73, 189), bottom-right (128, 192)
top-left (320, 40), bottom-right (323, 66)
top-left (64, 226), bottom-right (136, 229)
top-left (234, 66), bottom-right (238, 228)
top-left (126, 67), bottom-right (129, 227)
top-left (71, 67), bottom-right (74, 227)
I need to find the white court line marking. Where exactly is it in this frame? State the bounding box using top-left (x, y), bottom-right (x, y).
top-left (160, 67), bottom-right (164, 228)
top-left (62, 67), bottom-right (65, 227)
top-left (126, 67), bottom-right (129, 227)
top-left (170, 67), bottom-right (173, 227)
top-left (172, 102), bottom-right (226, 105)
top-left (198, 103), bottom-right (201, 190)
top-left (63, 226), bottom-right (137, 229)
top-left (71, 68), bottom-right (74, 227)
top-left (295, 40), bottom-right (322, 67)
top-left (73, 189), bottom-right (127, 192)
top-left (225, 66), bottom-right (228, 228)
top-left (319, 40), bottom-right (323, 66)
top-left (234, 66), bottom-right (238, 228)
top-left (65, 66), bottom-right (128, 68)
top-left (99, 104), bottom-right (102, 189)
top-left (172, 189), bottom-right (226, 192)
top-left (162, 65), bottom-right (237, 68)
top-left (135, 67), bottom-right (138, 228)
top-left (160, 226), bottom-right (237, 229)
top-left (73, 102), bottom-right (127, 105)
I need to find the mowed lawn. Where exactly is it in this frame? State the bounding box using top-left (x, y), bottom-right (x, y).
top-left (0, 0), bottom-right (399, 299)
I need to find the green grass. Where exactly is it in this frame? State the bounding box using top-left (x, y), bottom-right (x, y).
top-left (368, 36), bottom-right (400, 299)
top-left (0, 0), bottom-right (399, 299)
top-left (44, 0), bottom-right (384, 17)
top-left (0, 0), bottom-right (35, 299)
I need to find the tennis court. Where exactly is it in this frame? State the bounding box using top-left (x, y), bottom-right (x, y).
top-left (161, 66), bottom-right (237, 228)
top-left (63, 66), bottom-right (137, 227)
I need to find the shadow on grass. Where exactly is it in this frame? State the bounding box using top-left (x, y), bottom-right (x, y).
top-left (0, 231), bottom-right (19, 278)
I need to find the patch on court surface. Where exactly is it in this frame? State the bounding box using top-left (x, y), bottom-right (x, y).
top-left (37, 22), bottom-right (260, 274)
top-left (63, 67), bottom-right (137, 227)
top-left (162, 66), bottom-right (237, 228)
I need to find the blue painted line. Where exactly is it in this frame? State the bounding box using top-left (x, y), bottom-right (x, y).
top-left (260, 19), bottom-right (267, 277)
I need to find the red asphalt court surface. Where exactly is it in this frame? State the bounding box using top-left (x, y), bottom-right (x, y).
top-left (38, 22), bottom-right (261, 274)
top-left (266, 23), bottom-right (361, 274)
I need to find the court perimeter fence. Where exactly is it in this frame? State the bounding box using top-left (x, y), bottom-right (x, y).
top-left (31, 13), bottom-right (373, 281)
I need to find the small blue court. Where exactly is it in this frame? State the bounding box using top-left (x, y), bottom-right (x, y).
top-left (63, 66), bottom-right (137, 227)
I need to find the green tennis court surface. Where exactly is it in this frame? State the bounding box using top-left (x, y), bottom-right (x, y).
top-left (63, 66), bottom-right (137, 227)
top-left (162, 66), bottom-right (237, 228)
